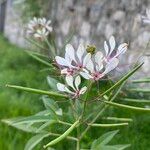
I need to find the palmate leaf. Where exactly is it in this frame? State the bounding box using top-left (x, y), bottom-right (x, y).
top-left (91, 130), bottom-right (130, 150)
top-left (24, 133), bottom-right (50, 150)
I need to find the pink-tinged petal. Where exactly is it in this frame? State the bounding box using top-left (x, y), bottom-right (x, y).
top-left (64, 87), bottom-right (74, 94)
top-left (116, 43), bottom-right (128, 57)
top-left (83, 53), bottom-right (91, 67)
top-left (61, 68), bottom-right (68, 75)
top-left (86, 59), bottom-right (94, 72)
top-left (77, 43), bottom-right (85, 62)
top-left (57, 83), bottom-right (66, 92)
top-left (75, 76), bottom-right (81, 90)
top-left (80, 72), bottom-right (92, 79)
top-left (95, 51), bottom-right (104, 71)
top-left (65, 76), bottom-right (75, 90)
top-left (55, 56), bottom-right (71, 67)
top-left (104, 41), bottom-right (109, 56)
top-left (79, 86), bottom-right (87, 95)
top-left (103, 58), bottom-right (119, 75)
top-left (109, 36), bottom-right (116, 56)
top-left (65, 44), bottom-right (76, 62)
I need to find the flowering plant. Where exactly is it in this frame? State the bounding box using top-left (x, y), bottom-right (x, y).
top-left (3, 17), bottom-right (150, 150)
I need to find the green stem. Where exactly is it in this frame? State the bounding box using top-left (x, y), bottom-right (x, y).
top-left (102, 117), bottom-right (133, 122)
top-left (101, 100), bottom-right (150, 112)
top-left (128, 88), bottom-right (150, 93)
top-left (121, 98), bottom-right (150, 103)
top-left (99, 63), bottom-right (143, 97)
top-left (44, 120), bottom-right (80, 148)
top-left (80, 81), bottom-right (126, 140)
top-left (81, 81), bottom-right (93, 119)
top-left (88, 122), bottom-right (129, 127)
top-left (6, 84), bottom-right (68, 98)
top-left (58, 120), bottom-right (72, 126)
top-left (132, 78), bottom-right (150, 83)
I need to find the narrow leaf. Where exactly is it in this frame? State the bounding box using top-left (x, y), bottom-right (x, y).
top-left (122, 98), bottom-right (150, 103)
top-left (25, 133), bottom-right (50, 150)
top-left (132, 78), bottom-right (150, 83)
top-left (128, 88), bottom-right (150, 93)
top-left (89, 123), bottom-right (128, 127)
top-left (47, 76), bottom-right (58, 90)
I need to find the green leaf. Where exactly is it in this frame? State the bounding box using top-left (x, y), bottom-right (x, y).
top-left (6, 84), bottom-right (68, 98)
top-left (25, 133), bottom-right (50, 150)
top-left (91, 130), bottom-right (130, 150)
top-left (11, 115), bottom-right (56, 125)
top-left (91, 130), bottom-right (119, 149)
top-left (47, 76), bottom-right (58, 90)
top-left (42, 96), bottom-right (62, 116)
top-left (99, 144), bottom-right (130, 150)
top-left (2, 118), bottom-right (39, 133)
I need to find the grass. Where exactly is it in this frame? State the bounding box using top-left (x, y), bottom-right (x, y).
top-left (0, 35), bottom-right (48, 149)
top-left (0, 35), bottom-right (149, 150)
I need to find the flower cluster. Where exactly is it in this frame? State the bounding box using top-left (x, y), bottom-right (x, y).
top-left (142, 9), bottom-right (150, 24)
top-left (27, 17), bottom-right (53, 40)
top-left (56, 36), bottom-right (128, 97)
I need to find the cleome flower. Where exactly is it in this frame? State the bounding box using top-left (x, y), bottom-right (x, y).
top-left (80, 51), bottom-right (119, 81)
top-left (57, 76), bottom-right (87, 98)
top-left (104, 36), bottom-right (128, 64)
top-left (55, 43), bottom-right (92, 76)
top-left (27, 17), bottom-right (53, 40)
top-left (142, 9), bottom-right (150, 24)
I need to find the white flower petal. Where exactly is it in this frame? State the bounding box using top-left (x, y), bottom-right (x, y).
top-left (55, 56), bottom-right (71, 67)
top-left (80, 71), bottom-right (91, 79)
top-left (103, 58), bottom-right (119, 75)
top-left (79, 86), bottom-right (87, 95)
top-left (65, 76), bottom-right (75, 90)
top-left (65, 44), bottom-right (76, 62)
top-left (64, 87), bottom-right (74, 94)
top-left (77, 43), bottom-right (85, 63)
top-left (83, 53), bottom-right (91, 67)
top-left (116, 43), bottom-right (128, 57)
top-left (75, 76), bottom-right (81, 89)
top-left (109, 36), bottom-right (116, 55)
top-left (57, 83), bottom-right (66, 92)
top-left (86, 59), bottom-right (94, 72)
top-left (95, 51), bottom-right (104, 71)
top-left (104, 41), bottom-right (109, 56)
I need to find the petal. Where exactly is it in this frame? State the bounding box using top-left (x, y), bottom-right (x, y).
top-left (103, 58), bottom-right (119, 75)
top-left (104, 41), bottom-right (109, 56)
top-left (77, 43), bottom-right (85, 62)
top-left (55, 56), bottom-right (71, 67)
top-left (80, 71), bottom-right (92, 79)
top-left (64, 87), bottom-right (74, 94)
top-left (95, 51), bottom-right (104, 71)
top-left (116, 43), bottom-right (128, 57)
top-left (86, 59), bottom-right (94, 72)
top-left (65, 44), bottom-right (76, 62)
top-left (65, 76), bottom-right (75, 90)
top-left (75, 76), bottom-right (81, 89)
top-left (83, 53), bottom-right (91, 67)
top-left (57, 83), bottom-right (66, 92)
top-left (61, 68), bottom-right (68, 75)
top-left (109, 36), bottom-right (116, 55)
top-left (79, 86), bottom-right (87, 95)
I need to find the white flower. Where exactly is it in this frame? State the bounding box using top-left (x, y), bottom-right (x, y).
top-left (55, 44), bottom-right (91, 76)
top-left (104, 36), bottom-right (128, 63)
top-left (80, 51), bottom-right (119, 81)
top-left (27, 17), bottom-right (53, 40)
top-left (142, 9), bottom-right (150, 24)
top-left (57, 76), bottom-right (87, 98)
